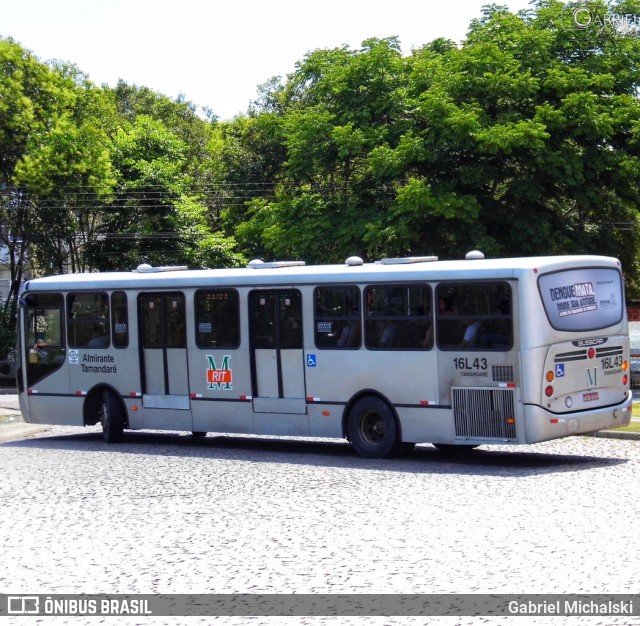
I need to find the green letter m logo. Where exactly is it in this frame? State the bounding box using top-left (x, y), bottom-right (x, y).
top-left (206, 355), bottom-right (233, 390)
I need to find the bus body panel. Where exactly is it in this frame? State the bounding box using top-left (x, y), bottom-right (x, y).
top-left (540, 338), bottom-right (629, 411)
top-left (305, 350), bottom-right (439, 408)
top-left (523, 394), bottom-right (632, 442)
top-left (307, 404), bottom-right (344, 439)
top-left (24, 395), bottom-right (84, 426)
top-left (123, 397), bottom-right (144, 430)
top-left (68, 347), bottom-right (138, 398)
top-left (393, 406), bottom-right (453, 445)
top-left (191, 400), bottom-right (254, 435)
top-left (188, 347), bottom-right (255, 435)
top-left (142, 402), bottom-right (193, 431)
top-left (253, 410), bottom-right (309, 436)
top-left (21, 365), bottom-right (75, 425)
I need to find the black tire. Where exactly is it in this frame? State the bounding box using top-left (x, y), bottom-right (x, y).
top-left (347, 396), bottom-right (400, 458)
top-left (100, 390), bottom-right (124, 443)
top-left (433, 443), bottom-right (479, 454)
top-left (192, 431), bottom-right (207, 438)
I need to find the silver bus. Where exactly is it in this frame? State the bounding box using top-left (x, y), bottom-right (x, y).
top-left (16, 252), bottom-right (632, 457)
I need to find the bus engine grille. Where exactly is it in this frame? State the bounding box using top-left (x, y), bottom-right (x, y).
top-left (452, 388), bottom-right (517, 441)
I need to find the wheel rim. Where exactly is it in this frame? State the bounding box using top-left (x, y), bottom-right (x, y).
top-left (359, 410), bottom-right (385, 445)
top-left (100, 400), bottom-right (109, 430)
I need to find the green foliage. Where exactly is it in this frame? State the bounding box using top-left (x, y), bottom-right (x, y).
top-left (0, 296), bottom-right (16, 360)
top-left (217, 9), bottom-right (640, 275)
top-left (87, 114), bottom-right (243, 270)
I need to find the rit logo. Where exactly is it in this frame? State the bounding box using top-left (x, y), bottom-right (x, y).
top-left (206, 355), bottom-right (233, 390)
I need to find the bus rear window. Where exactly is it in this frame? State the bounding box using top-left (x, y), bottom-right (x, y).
top-left (538, 267), bottom-right (623, 332)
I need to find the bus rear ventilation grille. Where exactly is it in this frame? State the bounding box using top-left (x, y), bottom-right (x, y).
top-left (492, 365), bottom-right (514, 383)
top-left (452, 387), bottom-right (517, 440)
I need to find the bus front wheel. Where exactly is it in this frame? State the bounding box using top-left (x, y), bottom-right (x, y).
top-left (100, 391), bottom-right (124, 443)
top-left (347, 396), bottom-right (399, 459)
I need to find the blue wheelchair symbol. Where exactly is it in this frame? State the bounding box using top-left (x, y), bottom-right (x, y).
top-left (306, 354), bottom-right (317, 367)
top-left (555, 363), bottom-right (565, 377)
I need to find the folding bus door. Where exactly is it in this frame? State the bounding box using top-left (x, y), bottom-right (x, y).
top-left (139, 292), bottom-right (191, 430)
top-left (249, 290), bottom-right (308, 427)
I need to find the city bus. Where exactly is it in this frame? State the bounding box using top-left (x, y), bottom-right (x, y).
top-left (15, 252), bottom-right (632, 458)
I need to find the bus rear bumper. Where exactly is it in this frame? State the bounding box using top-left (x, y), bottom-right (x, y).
top-left (523, 391), bottom-right (633, 443)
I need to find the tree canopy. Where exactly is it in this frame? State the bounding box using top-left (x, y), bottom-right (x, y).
top-left (2, 0), bottom-right (640, 356)
top-left (222, 1), bottom-right (640, 282)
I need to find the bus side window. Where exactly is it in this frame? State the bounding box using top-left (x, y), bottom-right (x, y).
top-left (67, 292), bottom-right (110, 349)
top-left (195, 289), bottom-right (240, 349)
top-left (111, 291), bottom-right (129, 348)
top-left (364, 285), bottom-right (432, 350)
top-left (436, 283), bottom-right (512, 351)
top-left (314, 286), bottom-right (361, 349)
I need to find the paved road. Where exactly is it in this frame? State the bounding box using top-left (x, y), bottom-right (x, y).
top-left (0, 422), bottom-right (639, 625)
top-left (0, 393), bottom-right (19, 410)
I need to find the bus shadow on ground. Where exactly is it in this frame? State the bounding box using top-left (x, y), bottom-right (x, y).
top-left (2, 429), bottom-right (628, 476)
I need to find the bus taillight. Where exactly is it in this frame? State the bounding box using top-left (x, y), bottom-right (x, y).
top-left (546, 370), bottom-right (554, 382)
top-left (545, 385), bottom-right (554, 397)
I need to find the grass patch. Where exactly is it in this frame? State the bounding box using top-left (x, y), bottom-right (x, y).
top-left (610, 421), bottom-right (640, 433)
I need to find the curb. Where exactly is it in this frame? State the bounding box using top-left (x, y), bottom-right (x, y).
top-left (585, 430), bottom-right (640, 441)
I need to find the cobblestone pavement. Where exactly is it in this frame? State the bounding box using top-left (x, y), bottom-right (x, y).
top-left (1, 423), bottom-right (639, 626)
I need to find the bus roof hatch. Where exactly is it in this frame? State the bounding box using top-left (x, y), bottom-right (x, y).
top-left (378, 256), bottom-right (438, 265)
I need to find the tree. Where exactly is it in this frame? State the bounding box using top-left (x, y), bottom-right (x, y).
top-left (226, 38), bottom-right (411, 263)
top-left (221, 2), bottom-right (640, 287)
top-left (0, 39), bottom-right (115, 337)
top-left (12, 74), bottom-right (117, 274)
top-left (87, 114), bottom-right (243, 270)
top-left (107, 81), bottom-right (243, 260)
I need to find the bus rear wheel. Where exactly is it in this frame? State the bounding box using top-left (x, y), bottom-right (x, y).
top-left (347, 396), bottom-right (400, 459)
top-left (100, 390), bottom-right (124, 443)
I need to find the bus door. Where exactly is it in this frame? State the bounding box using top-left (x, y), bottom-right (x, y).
top-left (139, 293), bottom-right (191, 426)
top-left (249, 290), bottom-right (307, 418)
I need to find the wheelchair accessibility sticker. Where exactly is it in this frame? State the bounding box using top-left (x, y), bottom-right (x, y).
top-left (306, 354), bottom-right (317, 367)
top-left (555, 363), bottom-right (565, 377)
